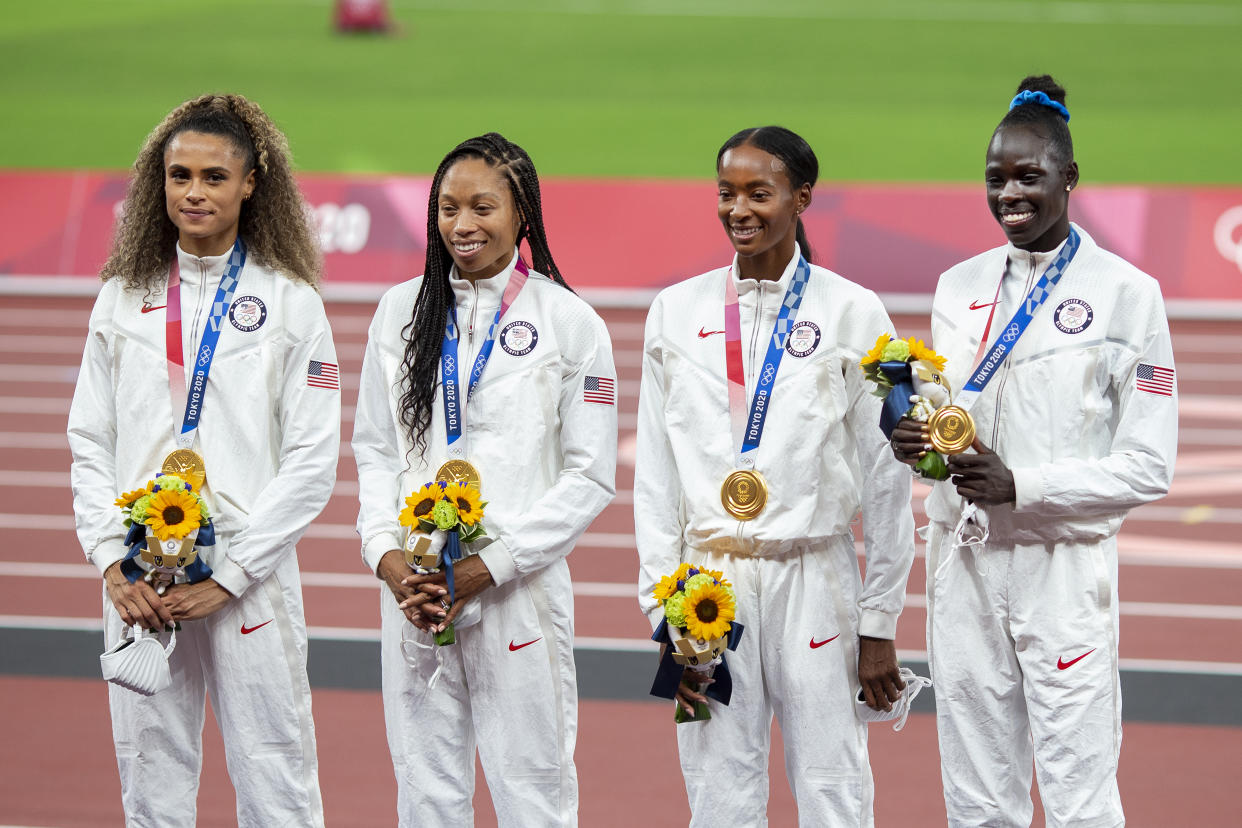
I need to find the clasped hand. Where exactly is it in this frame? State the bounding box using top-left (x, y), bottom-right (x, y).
top-left (889, 418), bottom-right (1015, 505)
top-left (377, 549), bottom-right (494, 633)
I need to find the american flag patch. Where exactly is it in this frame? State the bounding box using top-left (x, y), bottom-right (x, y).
top-left (1136, 363), bottom-right (1174, 397)
top-left (307, 360), bottom-right (340, 390)
top-left (583, 376), bottom-right (615, 405)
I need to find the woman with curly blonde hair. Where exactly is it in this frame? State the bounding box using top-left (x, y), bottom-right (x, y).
top-left (69, 93), bottom-right (339, 827)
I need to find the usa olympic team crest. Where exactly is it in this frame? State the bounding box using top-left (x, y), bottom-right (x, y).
top-left (1053, 299), bottom-right (1093, 334)
top-left (785, 320), bottom-right (821, 357)
top-left (500, 320), bottom-right (538, 356)
top-left (229, 296), bottom-right (267, 332)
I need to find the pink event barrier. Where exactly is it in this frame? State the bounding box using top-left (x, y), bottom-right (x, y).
top-left (2, 170), bottom-right (1241, 304)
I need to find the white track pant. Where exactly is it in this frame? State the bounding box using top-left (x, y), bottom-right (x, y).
top-left (678, 536), bottom-right (874, 828)
top-left (104, 558), bottom-right (323, 828)
top-left (380, 562), bottom-right (578, 827)
top-left (926, 523), bottom-right (1124, 828)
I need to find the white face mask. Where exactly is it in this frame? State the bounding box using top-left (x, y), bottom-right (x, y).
top-left (854, 667), bottom-right (933, 731)
top-left (100, 625), bottom-right (177, 696)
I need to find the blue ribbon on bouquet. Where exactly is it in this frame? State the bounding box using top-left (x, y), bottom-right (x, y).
top-left (648, 618), bottom-right (745, 705)
top-left (119, 520), bottom-right (215, 585)
top-left (442, 529), bottom-right (464, 602)
top-left (876, 360), bottom-right (918, 440)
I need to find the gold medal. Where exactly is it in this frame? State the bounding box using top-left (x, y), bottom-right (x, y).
top-left (436, 459), bottom-right (481, 491)
top-left (161, 449), bottom-right (207, 491)
top-left (721, 469), bottom-right (768, 521)
top-left (927, 405), bottom-right (976, 455)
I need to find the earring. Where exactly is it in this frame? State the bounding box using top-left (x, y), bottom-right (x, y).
top-left (1065, 185), bottom-right (1072, 192)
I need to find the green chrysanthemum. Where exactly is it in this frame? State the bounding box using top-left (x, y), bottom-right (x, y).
top-left (683, 573), bottom-right (714, 593)
top-left (129, 494), bottom-right (154, 525)
top-left (664, 592), bottom-right (688, 628)
top-left (432, 499), bottom-right (458, 531)
top-left (156, 475), bottom-right (190, 492)
top-left (881, 339), bottom-right (911, 362)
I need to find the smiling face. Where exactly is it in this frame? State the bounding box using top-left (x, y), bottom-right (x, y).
top-left (164, 130), bottom-right (255, 257)
top-left (717, 143), bottom-right (811, 279)
top-left (436, 157), bottom-right (522, 281)
top-left (985, 124), bottom-right (1079, 252)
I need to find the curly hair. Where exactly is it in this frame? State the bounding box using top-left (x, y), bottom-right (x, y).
top-left (99, 93), bottom-right (321, 289)
top-left (398, 132), bottom-right (571, 458)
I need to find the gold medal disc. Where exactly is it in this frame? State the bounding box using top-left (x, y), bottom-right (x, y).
top-left (436, 459), bottom-right (482, 491)
top-left (161, 449), bottom-right (207, 491)
top-left (721, 469), bottom-right (768, 521)
top-left (927, 405), bottom-right (976, 455)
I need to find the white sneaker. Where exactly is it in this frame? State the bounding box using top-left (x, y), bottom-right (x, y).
top-left (854, 667), bottom-right (932, 731)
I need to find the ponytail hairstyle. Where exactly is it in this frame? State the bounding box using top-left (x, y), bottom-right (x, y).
top-left (996, 74), bottom-right (1074, 166)
top-left (397, 132), bottom-right (569, 457)
top-left (101, 93), bottom-right (321, 290)
top-left (716, 126), bottom-right (819, 263)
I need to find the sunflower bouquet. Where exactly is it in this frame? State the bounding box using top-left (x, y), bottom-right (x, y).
top-left (859, 333), bottom-right (953, 480)
top-left (115, 475), bottom-right (215, 594)
top-left (398, 480), bottom-right (487, 646)
top-left (648, 563), bottom-right (744, 723)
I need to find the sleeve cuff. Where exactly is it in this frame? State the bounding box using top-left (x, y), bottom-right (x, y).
top-left (89, 540), bottom-right (130, 578)
top-left (859, 608), bottom-right (898, 640)
top-left (478, 537), bottom-right (519, 587)
top-left (1011, 465), bottom-right (1044, 513)
top-left (210, 555), bottom-right (254, 598)
top-left (363, 532), bottom-right (403, 575)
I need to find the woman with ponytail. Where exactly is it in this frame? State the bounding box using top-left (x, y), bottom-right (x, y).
top-left (891, 75), bottom-right (1177, 826)
top-left (69, 94), bottom-right (337, 826)
top-left (634, 126), bottom-right (918, 826)
top-left (353, 132), bottom-right (617, 826)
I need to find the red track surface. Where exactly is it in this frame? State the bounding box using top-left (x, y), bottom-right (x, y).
top-left (2, 295), bottom-right (1240, 825)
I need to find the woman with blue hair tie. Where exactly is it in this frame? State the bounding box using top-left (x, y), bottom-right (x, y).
top-left (891, 75), bottom-right (1177, 826)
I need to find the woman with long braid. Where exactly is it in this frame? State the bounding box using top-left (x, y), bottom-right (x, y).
top-left (68, 94), bottom-right (338, 826)
top-left (353, 132), bottom-right (617, 826)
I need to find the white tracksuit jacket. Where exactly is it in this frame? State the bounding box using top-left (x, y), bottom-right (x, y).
top-left (923, 224), bottom-right (1176, 828)
top-left (635, 247), bottom-right (916, 828)
top-left (68, 244), bottom-right (339, 828)
top-left (353, 251), bottom-right (617, 828)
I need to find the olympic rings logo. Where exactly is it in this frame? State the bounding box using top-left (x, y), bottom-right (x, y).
top-left (198, 346), bottom-right (212, 366)
top-left (1002, 323), bottom-right (1020, 343)
top-left (443, 356), bottom-right (455, 373)
top-left (761, 365), bottom-right (776, 385)
top-left (1214, 206), bottom-right (1242, 273)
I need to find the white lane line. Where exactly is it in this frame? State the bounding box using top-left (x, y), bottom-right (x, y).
top-left (5, 564), bottom-right (1241, 622)
top-left (3, 613), bottom-right (1241, 675)
top-left (0, 397), bottom-right (70, 414)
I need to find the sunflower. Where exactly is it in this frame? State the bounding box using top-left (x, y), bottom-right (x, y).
top-left (115, 487), bottom-right (151, 509)
top-left (860, 333), bottom-right (892, 367)
top-left (143, 487), bottom-right (203, 541)
top-left (399, 482), bottom-right (444, 528)
top-left (653, 573), bottom-right (680, 602)
top-left (697, 567), bottom-right (732, 589)
top-left (444, 481), bottom-right (485, 526)
top-left (906, 338), bottom-right (947, 372)
top-left (683, 581), bottom-right (736, 641)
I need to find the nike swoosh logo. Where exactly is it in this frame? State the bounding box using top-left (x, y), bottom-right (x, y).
top-left (140, 304), bottom-right (167, 314)
top-left (240, 620), bottom-right (273, 635)
top-left (969, 299), bottom-right (998, 310)
top-left (509, 637), bottom-right (541, 652)
top-left (809, 634), bottom-right (840, 649)
top-left (1057, 648), bottom-right (1096, 670)
top-left (698, 327), bottom-right (725, 338)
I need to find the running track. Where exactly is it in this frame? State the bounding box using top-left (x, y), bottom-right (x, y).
top-left (1, 294), bottom-right (1240, 826)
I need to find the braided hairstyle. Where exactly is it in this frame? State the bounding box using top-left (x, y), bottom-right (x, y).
top-left (100, 93), bottom-right (321, 289)
top-left (397, 132), bottom-right (570, 457)
top-left (717, 126), bottom-right (819, 263)
top-left (996, 75), bottom-right (1074, 166)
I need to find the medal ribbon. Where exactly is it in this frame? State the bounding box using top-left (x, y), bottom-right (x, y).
top-left (723, 255), bottom-right (811, 466)
top-left (954, 227), bottom-right (1080, 415)
top-left (166, 239), bottom-right (247, 450)
top-left (440, 255), bottom-right (530, 454)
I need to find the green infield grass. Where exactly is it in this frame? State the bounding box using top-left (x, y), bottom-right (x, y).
top-left (2, 0), bottom-right (1239, 182)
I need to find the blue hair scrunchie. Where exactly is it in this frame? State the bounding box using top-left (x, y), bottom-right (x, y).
top-left (1009, 90), bottom-right (1070, 123)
